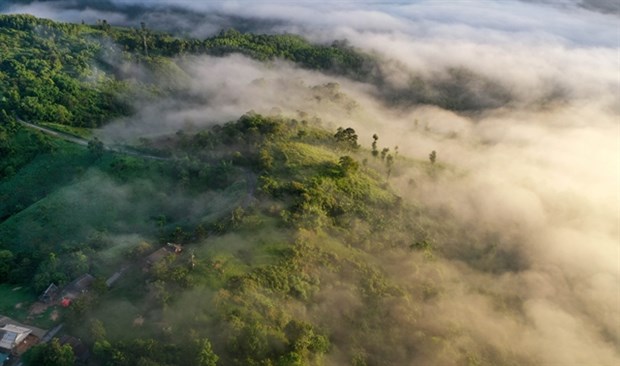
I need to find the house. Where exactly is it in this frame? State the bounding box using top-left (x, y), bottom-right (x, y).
top-left (61, 274), bottom-right (95, 300)
top-left (39, 283), bottom-right (60, 304)
top-left (144, 247), bottom-right (171, 268)
top-left (143, 243), bottom-right (183, 270)
top-left (0, 324), bottom-right (31, 352)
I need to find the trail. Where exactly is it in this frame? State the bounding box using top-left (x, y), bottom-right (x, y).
top-left (17, 119), bottom-right (171, 161)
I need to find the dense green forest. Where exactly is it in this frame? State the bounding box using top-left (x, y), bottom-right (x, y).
top-left (0, 14), bottom-right (529, 366)
top-left (0, 13), bottom-right (382, 179)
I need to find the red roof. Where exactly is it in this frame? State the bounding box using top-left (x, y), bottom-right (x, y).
top-left (60, 298), bottom-right (71, 307)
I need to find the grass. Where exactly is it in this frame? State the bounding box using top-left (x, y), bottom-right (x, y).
top-left (0, 284), bottom-right (36, 321)
top-left (0, 143), bottom-right (90, 220)
top-left (283, 142), bottom-right (338, 166)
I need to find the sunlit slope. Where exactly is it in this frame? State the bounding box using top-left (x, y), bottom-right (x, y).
top-left (71, 114), bottom-right (440, 366)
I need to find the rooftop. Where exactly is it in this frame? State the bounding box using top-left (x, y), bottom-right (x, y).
top-left (0, 325), bottom-right (31, 351)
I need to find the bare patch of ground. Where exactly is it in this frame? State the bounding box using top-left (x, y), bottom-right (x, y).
top-left (29, 302), bottom-right (49, 316)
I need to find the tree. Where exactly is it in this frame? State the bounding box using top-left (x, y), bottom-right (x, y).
top-left (196, 339), bottom-right (219, 366)
top-left (380, 147), bottom-right (389, 161)
top-left (334, 127), bottom-right (359, 149)
top-left (23, 338), bottom-right (75, 366)
top-left (429, 150), bottom-right (436, 164)
top-left (371, 134), bottom-right (378, 158)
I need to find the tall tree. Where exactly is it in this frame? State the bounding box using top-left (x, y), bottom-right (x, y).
top-left (334, 127), bottom-right (359, 149)
top-left (381, 147), bottom-right (389, 161)
top-left (371, 134), bottom-right (378, 158)
top-left (429, 150), bottom-right (437, 164)
top-left (197, 339), bottom-right (219, 366)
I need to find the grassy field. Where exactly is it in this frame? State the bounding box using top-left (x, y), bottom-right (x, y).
top-left (0, 284), bottom-right (36, 321)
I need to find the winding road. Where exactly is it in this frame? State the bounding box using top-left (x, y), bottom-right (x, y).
top-left (17, 119), bottom-right (170, 161)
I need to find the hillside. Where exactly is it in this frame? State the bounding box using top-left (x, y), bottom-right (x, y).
top-left (1, 11), bottom-right (617, 366)
top-left (0, 14), bottom-right (448, 366)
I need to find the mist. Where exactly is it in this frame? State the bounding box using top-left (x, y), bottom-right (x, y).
top-left (3, 0), bottom-right (618, 365)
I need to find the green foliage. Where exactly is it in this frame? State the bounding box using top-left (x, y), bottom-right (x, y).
top-left (334, 127), bottom-right (359, 150)
top-left (22, 338), bottom-right (75, 366)
top-left (92, 338), bottom-right (200, 366)
top-left (0, 107), bottom-right (427, 365)
top-left (284, 319), bottom-right (330, 354)
top-left (98, 23), bottom-right (380, 82)
top-left (338, 155), bottom-right (359, 176)
top-left (371, 133), bottom-right (378, 158)
top-left (0, 14), bottom-right (131, 128)
top-left (0, 15), bottom-right (460, 362)
top-left (0, 249), bottom-right (13, 281)
top-left (197, 338), bottom-right (219, 366)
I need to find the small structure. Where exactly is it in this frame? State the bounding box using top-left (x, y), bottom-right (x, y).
top-left (167, 242), bottom-right (183, 253)
top-left (105, 265), bottom-right (130, 288)
top-left (0, 324), bottom-right (31, 352)
top-left (39, 283), bottom-right (60, 304)
top-left (60, 298), bottom-right (72, 308)
top-left (62, 274), bottom-right (95, 300)
top-left (143, 243), bottom-right (183, 270)
top-left (144, 248), bottom-right (170, 268)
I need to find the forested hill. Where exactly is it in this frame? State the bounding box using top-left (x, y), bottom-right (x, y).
top-left (0, 13), bottom-right (377, 127)
top-left (0, 14), bottom-right (533, 366)
top-left (0, 14), bottom-right (425, 366)
top-left (0, 13), bottom-right (380, 180)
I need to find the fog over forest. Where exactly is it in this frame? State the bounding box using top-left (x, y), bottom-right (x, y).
top-left (2, 1), bottom-right (618, 365)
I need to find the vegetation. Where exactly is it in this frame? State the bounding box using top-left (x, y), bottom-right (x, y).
top-left (23, 338), bottom-right (75, 366)
top-left (0, 14), bottom-right (524, 366)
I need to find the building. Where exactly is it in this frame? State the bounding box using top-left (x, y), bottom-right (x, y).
top-left (143, 243), bottom-right (183, 270)
top-left (0, 324), bottom-right (31, 352)
top-left (39, 283), bottom-right (60, 304)
top-left (62, 274), bottom-right (95, 300)
top-left (0, 317), bottom-right (45, 362)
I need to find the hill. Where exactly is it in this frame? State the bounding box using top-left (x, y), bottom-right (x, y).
top-left (0, 14), bottom-right (532, 366)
